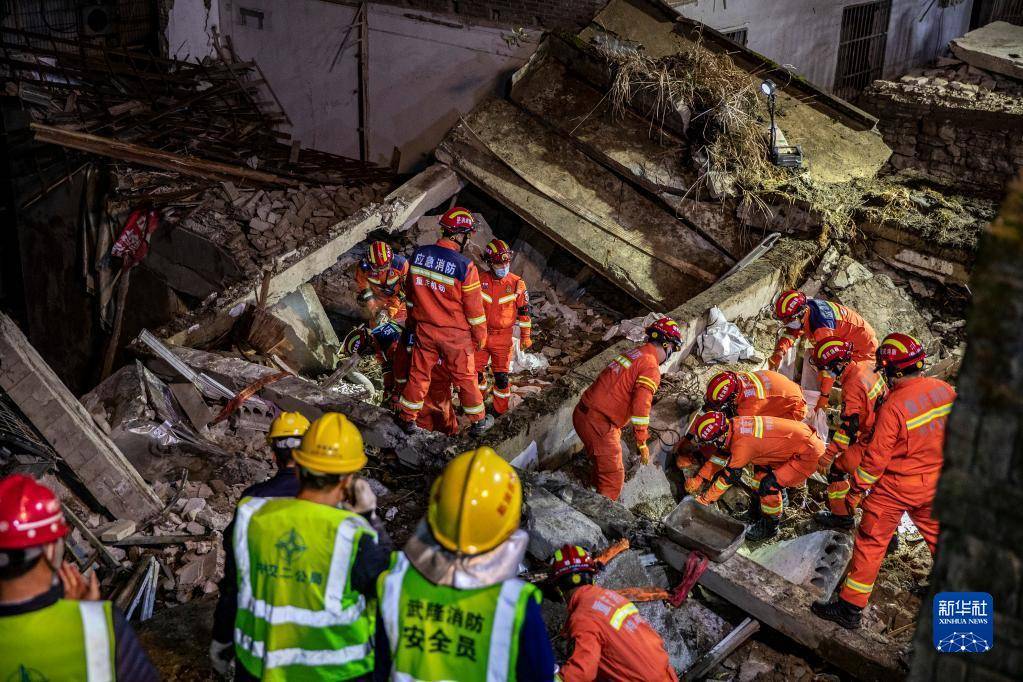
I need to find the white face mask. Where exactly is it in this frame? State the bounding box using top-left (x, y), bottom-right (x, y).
top-left (785, 319), bottom-right (803, 330)
top-left (494, 266), bottom-right (510, 278)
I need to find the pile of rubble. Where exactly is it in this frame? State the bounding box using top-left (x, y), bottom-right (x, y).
top-left (887, 58), bottom-right (1023, 113)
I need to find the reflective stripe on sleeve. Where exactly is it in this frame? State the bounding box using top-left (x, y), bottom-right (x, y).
top-left (636, 376), bottom-right (658, 392)
top-left (467, 315), bottom-right (487, 326)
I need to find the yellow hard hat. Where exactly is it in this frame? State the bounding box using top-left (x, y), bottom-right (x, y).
top-left (427, 447), bottom-right (521, 556)
top-left (267, 411), bottom-right (311, 442)
top-left (292, 413), bottom-right (367, 474)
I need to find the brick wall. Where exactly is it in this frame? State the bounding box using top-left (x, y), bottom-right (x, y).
top-left (368, 0), bottom-right (608, 30)
top-left (908, 177), bottom-right (1023, 680)
top-left (860, 89), bottom-right (1023, 197)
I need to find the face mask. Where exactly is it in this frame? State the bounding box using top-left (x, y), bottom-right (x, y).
top-left (785, 319), bottom-right (803, 330)
top-left (494, 266), bottom-right (510, 278)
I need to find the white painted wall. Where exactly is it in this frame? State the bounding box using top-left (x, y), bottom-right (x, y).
top-left (671, 0), bottom-right (973, 92)
top-left (165, 0), bottom-right (536, 172)
top-left (166, 0), bottom-right (221, 62)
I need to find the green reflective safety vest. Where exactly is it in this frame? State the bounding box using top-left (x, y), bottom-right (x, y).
top-left (233, 496), bottom-right (377, 681)
top-left (377, 552), bottom-right (540, 682)
top-left (0, 598), bottom-right (116, 681)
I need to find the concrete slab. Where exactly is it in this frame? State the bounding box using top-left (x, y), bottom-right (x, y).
top-left (524, 484), bottom-right (608, 562)
top-left (618, 463), bottom-right (675, 519)
top-left (268, 283), bottom-right (341, 373)
top-left (741, 530), bottom-right (853, 597)
top-left (951, 22), bottom-right (1023, 81)
top-left (0, 313), bottom-right (162, 521)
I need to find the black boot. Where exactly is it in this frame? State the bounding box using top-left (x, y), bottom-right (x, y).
top-left (887, 533), bottom-right (900, 555)
top-left (745, 517), bottom-right (779, 541)
top-left (469, 414), bottom-right (495, 437)
top-left (811, 598), bottom-right (863, 630)
top-left (814, 511), bottom-right (855, 530)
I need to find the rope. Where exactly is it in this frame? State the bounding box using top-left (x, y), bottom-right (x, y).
top-left (667, 551), bottom-right (710, 607)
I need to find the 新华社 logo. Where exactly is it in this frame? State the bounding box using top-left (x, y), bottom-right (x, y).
top-left (933, 592), bottom-right (993, 653)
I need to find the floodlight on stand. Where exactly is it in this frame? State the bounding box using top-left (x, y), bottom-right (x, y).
top-left (759, 79), bottom-right (803, 169)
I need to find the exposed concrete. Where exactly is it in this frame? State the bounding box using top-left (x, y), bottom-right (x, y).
top-left (741, 530), bottom-right (854, 597)
top-left (618, 464), bottom-right (675, 519)
top-left (268, 284), bottom-right (341, 373)
top-left (160, 164), bottom-right (462, 348)
top-left (0, 313), bottom-right (163, 522)
top-left (524, 484), bottom-right (608, 561)
top-left (671, 0), bottom-right (972, 93)
top-left (656, 538), bottom-right (903, 680)
top-left (528, 471), bottom-right (641, 541)
top-left (951, 22), bottom-right (1023, 82)
top-left (861, 223), bottom-right (974, 285)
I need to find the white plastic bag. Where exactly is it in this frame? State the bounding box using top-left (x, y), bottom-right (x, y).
top-left (802, 389), bottom-right (830, 442)
top-left (508, 336), bottom-right (549, 374)
top-left (696, 307), bottom-right (755, 364)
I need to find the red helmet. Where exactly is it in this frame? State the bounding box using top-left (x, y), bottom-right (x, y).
top-left (0, 475), bottom-right (69, 550)
top-left (705, 372), bottom-right (740, 410)
top-left (341, 326), bottom-right (371, 357)
top-left (876, 333), bottom-right (925, 375)
top-left (647, 316), bottom-right (684, 351)
top-left (484, 239), bottom-right (513, 265)
top-left (366, 241), bottom-right (393, 270)
top-left (773, 289), bottom-right (807, 321)
top-left (689, 411), bottom-right (729, 444)
top-left (550, 544), bottom-right (596, 581)
top-left (439, 207), bottom-right (476, 236)
top-left (811, 336), bottom-right (854, 371)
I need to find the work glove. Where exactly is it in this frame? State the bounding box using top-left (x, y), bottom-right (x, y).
top-left (695, 494), bottom-right (712, 506)
top-left (375, 310), bottom-right (391, 326)
top-left (521, 336), bottom-right (533, 350)
top-left (347, 476), bottom-right (377, 515)
top-left (816, 456), bottom-right (834, 478)
top-left (637, 441), bottom-right (650, 465)
top-left (684, 475), bottom-right (705, 496)
top-left (209, 639), bottom-right (234, 677)
top-left (768, 350), bottom-right (784, 371)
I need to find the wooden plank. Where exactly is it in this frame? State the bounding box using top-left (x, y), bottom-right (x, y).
top-left (30, 123), bottom-right (299, 187)
top-left (0, 313), bottom-right (162, 521)
top-left (655, 538), bottom-right (903, 681)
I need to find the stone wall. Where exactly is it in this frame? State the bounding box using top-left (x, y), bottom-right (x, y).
top-left (860, 85), bottom-right (1023, 197)
top-left (908, 176), bottom-right (1023, 680)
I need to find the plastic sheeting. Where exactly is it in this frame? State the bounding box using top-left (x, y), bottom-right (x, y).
top-left (696, 307), bottom-right (755, 364)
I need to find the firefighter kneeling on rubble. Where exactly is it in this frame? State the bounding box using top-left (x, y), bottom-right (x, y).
top-left (0, 474), bottom-right (158, 681)
top-left (354, 240), bottom-right (409, 325)
top-left (812, 333), bottom-right (955, 630)
top-left (374, 447), bottom-right (556, 680)
top-left (550, 544), bottom-right (677, 682)
top-left (573, 317), bottom-right (684, 501)
top-left (687, 413), bottom-right (825, 541)
top-left (223, 413), bottom-right (392, 680)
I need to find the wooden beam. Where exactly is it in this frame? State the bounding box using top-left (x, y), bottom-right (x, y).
top-left (30, 123), bottom-right (299, 187)
top-left (655, 538), bottom-right (903, 681)
top-left (0, 313), bottom-right (163, 522)
top-left (357, 2), bottom-right (370, 163)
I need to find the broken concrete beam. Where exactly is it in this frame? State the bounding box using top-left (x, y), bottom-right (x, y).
top-left (267, 283), bottom-right (341, 373)
top-left (655, 538), bottom-right (902, 680)
top-left (99, 519), bottom-right (137, 542)
top-left (0, 313), bottom-right (162, 522)
top-left (529, 472), bottom-right (640, 540)
top-left (618, 463), bottom-right (675, 519)
top-left (524, 484), bottom-right (608, 562)
top-left (740, 530), bottom-right (853, 597)
top-left (951, 22), bottom-right (1023, 81)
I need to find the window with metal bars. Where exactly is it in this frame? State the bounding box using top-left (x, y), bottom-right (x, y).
top-left (722, 28), bottom-right (749, 46)
top-left (833, 0), bottom-right (892, 101)
top-left (989, 0), bottom-right (1023, 24)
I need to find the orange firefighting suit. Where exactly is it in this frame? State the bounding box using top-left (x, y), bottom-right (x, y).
top-left (399, 238), bottom-right (487, 424)
top-left (560, 584), bottom-right (677, 682)
top-left (839, 376), bottom-right (955, 608)
top-left (820, 360), bottom-right (887, 517)
top-left (680, 370), bottom-right (808, 470)
top-left (380, 327), bottom-right (456, 435)
top-left (572, 344), bottom-right (661, 500)
top-left (475, 270), bottom-right (531, 414)
top-left (771, 299), bottom-right (878, 409)
top-left (699, 416), bottom-right (824, 520)
top-left (354, 254), bottom-right (409, 323)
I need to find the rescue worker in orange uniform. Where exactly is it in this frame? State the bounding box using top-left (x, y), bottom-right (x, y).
top-left (398, 207), bottom-right (492, 436)
top-left (680, 369), bottom-right (807, 488)
top-left (767, 289), bottom-right (879, 410)
top-left (475, 239), bottom-right (532, 415)
top-left (354, 240), bottom-right (409, 324)
top-left (550, 544), bottom-right (678, 682)
top-left (688, 412), bottom-right (825, 541)
top-left (572, 317), bottom-right (683, 501)
top-left (812, 333), bottom-right (955, 629)
top-left (808, 336), bottom-right (888, 530)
